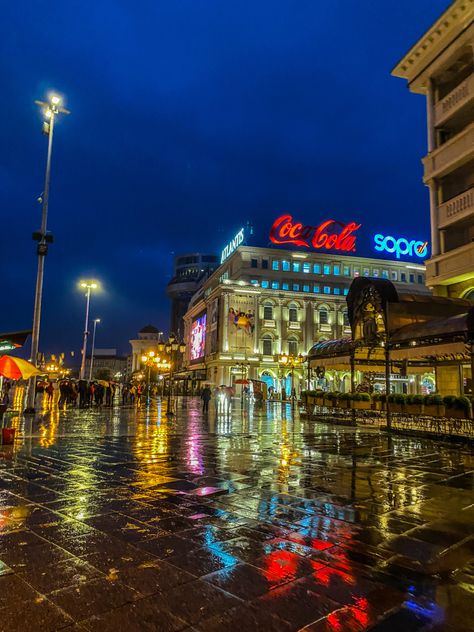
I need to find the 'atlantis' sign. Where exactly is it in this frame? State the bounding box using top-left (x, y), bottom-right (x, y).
top-left (374, 234), bottom-right (428, 259)
top-left (221, 228), bottom-right (245, 263)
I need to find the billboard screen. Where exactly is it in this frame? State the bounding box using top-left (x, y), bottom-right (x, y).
top-left (190, 313), bottom-right (207, 361)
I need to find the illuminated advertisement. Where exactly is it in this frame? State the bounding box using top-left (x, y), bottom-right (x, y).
top-left (209, 299), bottom-right (219, 354)
top-left (221, 228), bottom-right (245, 263)
top-left (270, 215), bottom-right (360, 252)
top-left (374, 234), bottom-right (428, 259)
top-left (190, 313), bottom-right (207, 361)
top-left (227, 296), bottom-right (255, 352)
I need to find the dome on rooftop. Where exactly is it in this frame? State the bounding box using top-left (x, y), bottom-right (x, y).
top-left (139, 324), bottom-right (159, 334)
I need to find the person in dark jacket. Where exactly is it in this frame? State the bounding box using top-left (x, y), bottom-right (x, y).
top-left (201, 386), bottom-right (212, 414)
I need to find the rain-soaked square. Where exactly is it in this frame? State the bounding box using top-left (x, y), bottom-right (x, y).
top-left (0, 399), bottom-right (472, 631)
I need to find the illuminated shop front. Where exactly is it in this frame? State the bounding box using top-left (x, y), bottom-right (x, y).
top-left (182, 216), bottom-right (431, 394)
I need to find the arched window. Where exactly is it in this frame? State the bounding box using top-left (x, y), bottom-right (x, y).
top-left (464, 289), bottom-right (474, 302)
top-left (288, 337), bottom-right (298, 356)
top-left (319, 307), bottom-right (329, 325)
top-left (263, 302), bottom-right (273, 320)
top-left (262, 335), bottom-right (273, 356)
top-left (343, 310), bottom-right (350, 327)
top-left (288, 303), bottom-right (298, 323)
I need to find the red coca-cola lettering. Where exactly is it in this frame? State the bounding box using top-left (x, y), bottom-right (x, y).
top-left (269, 214), bottom-right (361, 251)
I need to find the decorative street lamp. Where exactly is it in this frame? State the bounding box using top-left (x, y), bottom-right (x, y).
top-left (158, 334), bottom-right (186, 417)
top-left (25, 93), bottom-right (70, 413)
top-left (79, 281), bottom-right (99, 380)
top-left (88, 318), bottom-right (101, 381)
top-left (141, 351), bottom-right (170, 406)
top-left (278, 353), bottom-right (305, 410)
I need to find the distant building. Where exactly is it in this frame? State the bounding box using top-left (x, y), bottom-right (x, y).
top-left (392, 0), bottom-right (474, 299)
top-left (84, 348), bottom-right (127, 380)
top-left (129, 325), bottom-right (162, 374)
top-left (166, 253), bottom-right (219, 337)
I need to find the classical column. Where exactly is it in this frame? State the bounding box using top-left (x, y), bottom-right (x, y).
top-left (222, 293), bottom-right (229, 352)
top-left (303, 300), bottom-right (313, 354)
top-left (276, 299), bottom-right (283, 354)
top-left (426, 82), bottom-right (440, 257)
top-left (253, 295), bottom-right (259, 353)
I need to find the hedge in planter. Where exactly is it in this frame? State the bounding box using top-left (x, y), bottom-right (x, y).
top-left (423, 394), bottom-right (445, 417)
top-left (443, 395), bottom-right (472, 419)
top-left (351, 393), bottom-right (371, 410)
top-left (405, 394), bottom-right (424, 414)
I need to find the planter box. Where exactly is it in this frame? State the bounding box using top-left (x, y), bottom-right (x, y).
top-left (405, 404), bottom-right (424, 415)
top-left (389, 403), bottom-right (404, 414)
top-left (444, 407), bottom-right (470, 419)
top-left (424, 404), bottom-right (446, 417)
top-left (351, 401), bottom-right (371, 410)
top-left (324, 399), bottom-right (338, 408)
top-left (371, 401), bottom-right (383, 411)
top-left (337, 400), bottom-right (350, 409)
top-left (315, 398), bottom-right (325, 407)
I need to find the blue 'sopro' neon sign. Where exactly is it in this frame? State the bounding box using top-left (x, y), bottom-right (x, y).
top-left (374, 234), bottom-right (428, 259)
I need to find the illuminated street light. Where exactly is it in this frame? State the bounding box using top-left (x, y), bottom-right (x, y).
top-left (25, 92), bottom-right (70, 413)
top-left (140, 351), bottom-right (170, 405)
top-left (159, 334), bottom-right (186, 416)
top-left (79, 280), bottom-right (100, 380)
top-left (88, 318), bottom-right (101, 381)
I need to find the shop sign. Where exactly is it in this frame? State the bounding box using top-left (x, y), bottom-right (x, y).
top-left (221, 228), bottom-right (245, 263)
top-left (269, 215), bottom-right (360, 252)
top-left (0, 342), bottom-right (18, 352)
top-left (373, 234), bottom-right (428, 259)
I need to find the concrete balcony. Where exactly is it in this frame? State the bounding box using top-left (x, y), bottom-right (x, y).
top-left (423, 122), bottom-right (474, 181)
top-left (434, 73), bottom-right (474, 127)
top-left (287, 321), bottom-right (301, 330)
top-left (438, 187), bottom-right (474, 229)
top-left (262, 319), bottom-right (276, 328)
top-left (426, 241), bottom-right (474, 286)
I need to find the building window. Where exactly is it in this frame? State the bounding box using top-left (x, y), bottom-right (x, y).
top-left (272, 260), bottom-right (279, 271)
top-left (271, 281), bottom-right (279, 290)
top-left (288, 338), bottom-right (298, 356)
top-left (363, 268), bottom-right (370, 277)
top-left (353, 267), bottom-right (360, 277)
top-left (261, 280), bottom-right (269, 288)
top-left (334, 265), bottom-right (340, 275)
top-left (282, 260), bottom-right (290, 272)
top-left (323, 286), bottom-right (330, 294)
top-left (323, 264), bottom-right (330, 275)
top-left (250, 279), bottom-right (259, 285)
top-left (293, 283), bottom-right (300, 291)
top-left (313, 264), bottom-right (321, 274)
top-left (382, 270), bottom-right (389, 279)
top-left (409, 273), bottom-right (415, 284)
top-left (343, 288), bottom-right (349, 296)
top-left (288, 304), bottom-right (298, 322)
top-left (417, 274), bottom-right (423, 284)
top-left (262, 335), bottom-right (273, 356)
top-left (333, 287), bottom-right (340, 295)
top-left (400, 273), bottom-right (407, 282)
top-left (292, 262), bottom-right (300, 273)
top-left (251, 259), bottom-right (258, 268)
top-left (303, 284), bottom-right (310, 292)
top-left (263, 302), bottom-right (273, 320)
top-left (343, 265), bottom-right (350, 276)
top-left (313, 285), bottom-right (320, 293)
top-left (319, 308), bottom-right (329, 325)
top-left (282, 282), bottom-right (289, 290)
top-left (373, 269), bottom-right (379, 278)
top-left (343, 310), bottom-right (350, 326)
top-left (391, 271), bottom-right (398, 281)
top-left (302, 262), bottom-right (311, 274)
top-left (262, 259), bottom-right (268, 269)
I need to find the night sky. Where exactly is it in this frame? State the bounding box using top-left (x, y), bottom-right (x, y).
top-left (2, 1), bottom-right (448, 356)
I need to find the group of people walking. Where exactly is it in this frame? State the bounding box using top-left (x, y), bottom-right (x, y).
top-left (41, 379), bottom-right (117, 409)
top-left (201, 384), bottom-right (235, 414)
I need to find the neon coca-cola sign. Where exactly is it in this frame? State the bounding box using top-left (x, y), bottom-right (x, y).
top-left (269, 214), bottom-right (361, 252)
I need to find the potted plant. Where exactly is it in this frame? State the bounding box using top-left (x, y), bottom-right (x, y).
top-left (406, 394), bottom-right (424, 415)
top-left (443, 395), bottom-right (472, 419)
top-left (424, 394), bottom-right (445, 417)
top-left (351, 392), bottom-right (371, 410)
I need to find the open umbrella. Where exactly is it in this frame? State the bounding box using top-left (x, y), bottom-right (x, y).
top-left (0, 356), bottom-right (42, 380)
top-left (234, 379), bottom-right (250, 385)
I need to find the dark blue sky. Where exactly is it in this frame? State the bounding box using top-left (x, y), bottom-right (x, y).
top-left (2, 0), bottom-right (448, 355)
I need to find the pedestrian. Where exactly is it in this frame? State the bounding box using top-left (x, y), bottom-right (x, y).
top-left (78, 380), bottom-right (87, 408)
top-left (45, 381), bottom-right (54, 405)
top-left (201, 385), bottom-right (212, 414)
top-left (58, 380), bottom-right (68, 409)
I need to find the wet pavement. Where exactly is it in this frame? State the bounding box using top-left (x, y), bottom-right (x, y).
top-left (0, 396), bottom-right (473, 631)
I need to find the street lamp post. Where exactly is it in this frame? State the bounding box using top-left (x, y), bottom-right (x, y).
top-left (79, 281), bottom-right (98, 380)
top-left (278, 353), bottom-right (305, 412)
top-left (25, 93), bottom-right (70, 413)
top-left (140, 351), bottom-right (170, 406)
top-left (88, 318), bottom-right (101, 381)
top-left (159, 334), bottom-right (186, 417)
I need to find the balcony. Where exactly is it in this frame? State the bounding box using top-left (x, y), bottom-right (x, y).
top-left (263, 319), bottom-right (275, 328)
top-left (438, 187), bottom-right (474, 229)
top-left (426, 242), bottom-right (474, 286)
top-left (288, 321), bottom-right (301, 330)
top-left (434, 73), bottom-right (474, 127)
top-left (423, 122), bottom-right (474, 181)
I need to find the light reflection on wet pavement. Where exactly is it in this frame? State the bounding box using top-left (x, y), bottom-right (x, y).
top-left (0, 396), bottom-right (473, 631)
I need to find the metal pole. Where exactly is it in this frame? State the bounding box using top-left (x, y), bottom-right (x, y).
top-left (166, 352), bottom-right (173, 415)
top-left (79, 287), bottom-right (91, 380)
top-left (147, 363), bottom-right (151, 405)
top-left (89, 320), bottom-right (98, 381)
top-left (25, 111), bottom-right (56, 412)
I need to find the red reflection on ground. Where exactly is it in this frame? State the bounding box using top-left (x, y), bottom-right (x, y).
top-left (262, 549), bottom-right (299, 582)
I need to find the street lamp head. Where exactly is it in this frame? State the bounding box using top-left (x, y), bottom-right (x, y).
top-left (141, 355), bottom-right (147, 363)
top-left (158, 342), bottom-right (165, 352)
top-left (165, 344), bottom-right (171, 354)
top-left (148, 351), bottom-right (155, 357)
top-left (79, 280), bottom-right (100, 291)
top-left (50, 95), bottom-right (61, 106)
top-left (44, 109), bottom-right (52, 119)
top-left (179, 343), bottom-right (186, 353)
top-left (94, 318), bottom-right (101, 324)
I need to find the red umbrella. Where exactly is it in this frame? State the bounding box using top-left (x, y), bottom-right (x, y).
top-left (0, 356), bottom-right (42, 380)
top-left (234, 379), bottom-right (250, 385)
